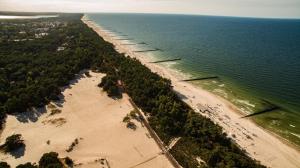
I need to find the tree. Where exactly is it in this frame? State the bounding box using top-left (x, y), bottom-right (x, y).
top-left (123, 115), bottom-right (130, 123)
top-left (16, 163), bottom-right (37, 168)
top-left (0, 162), bottom-right (10, 168)
top-left (64, 157), bottom-right (73, 167)
top-left (107, 85), bottom-right (119, 97)
top-left (0, 108), bottom-right (6, 127)
top-left (2, 134), bottom-right (24, 152)
top-left (98, 75), bottom-right (121, 97)
top-left (0, 91), bottom-right (7, 103)
top-left (5, 97), bottom-right (26, 113)
top-left (39, 152), bottom-right (63, 168)
top-left (0, 14), bottom-right (265, 168)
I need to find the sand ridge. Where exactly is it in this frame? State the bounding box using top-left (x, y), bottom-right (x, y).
top-left (0, 71), bottom-right (173, 168)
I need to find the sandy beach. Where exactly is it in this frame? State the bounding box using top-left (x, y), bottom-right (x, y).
top-left (0, 71), bottom-right (173, 168)
top-left (82, 15), bottom-right (300, 168)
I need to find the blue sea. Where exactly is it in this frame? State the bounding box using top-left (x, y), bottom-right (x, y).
top-left (87, 13), bottom-right (300, 146)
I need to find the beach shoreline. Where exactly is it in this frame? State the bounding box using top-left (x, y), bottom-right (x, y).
top-left (82, 15), bottom-right (300, 168)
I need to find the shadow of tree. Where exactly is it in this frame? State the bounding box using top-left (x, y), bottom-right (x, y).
top-left (173, 90), bottom-right (188, 100)
top-left (56, 71), bottom-right (86, 108)
top-left (13, 106), bottom-right (47, 123)
top-left (60, 71), bottom-right (86, 93)
top-left (53, 94), bottom-right (66, 108)
top-left (11, 70), bottom-right (89, 123)
top-left (9, 145), bottom-right (25, 159)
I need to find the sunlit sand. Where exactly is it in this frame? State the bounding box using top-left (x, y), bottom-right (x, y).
top-left (0, 71), bottom-right (173, 168)
top-left (82, 15), bottom-right (300, 168)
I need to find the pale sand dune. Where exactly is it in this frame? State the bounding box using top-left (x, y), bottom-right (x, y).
top-left (0, 72), bottom-right (173, 168)
top-left (82, 16), bottom-right (300, 168)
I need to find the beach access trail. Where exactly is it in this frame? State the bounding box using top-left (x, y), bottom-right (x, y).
top-left (82, 15), bottom-right (300, 168)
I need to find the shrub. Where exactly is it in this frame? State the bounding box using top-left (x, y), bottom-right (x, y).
top-left (126, 121), bottom-right (137, 130)
top-left (16, 162), bottom-right (37, 168)
top-left (84, 71), bottom-right (91, 77)
top-left (98, 75), bottom-right (121, 98)
top-left (39, 152), bottom-right (63, 168)
top-left (123, 115), bottom-right (130, 123)
top-left (129, 110), bottom-right (137, 119)
top-left (66, 138), bottom-right (79, 152)
top-left (2, 134), bottom-right (24, 152)
top-left (64, 157), bottom-right (73, 166)
top-left (49, 109), bottom-right (61, 116)
top-left (47, 104), bottom-right (56, 109)
top-left (0, 162), bottom-right (10, 168)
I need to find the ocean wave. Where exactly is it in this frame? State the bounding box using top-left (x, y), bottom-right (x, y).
top-left (271, 120), bottom-right (281, 126)
top-left (218, 84), bottom-right (225, 87)
top-left (235, 99), bottom-right (255, 108)
top-left (163, 61), bottom-right (178, 68)
top-left (213, 88), bottom-right (228, 98)
top-left (290, 132), bottom-right (300, 139)
top-left (289, 124), bottom-right (296, 128)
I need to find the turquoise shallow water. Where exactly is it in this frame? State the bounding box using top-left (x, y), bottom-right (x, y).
top-left (87, 13), bottom-right (300, 146)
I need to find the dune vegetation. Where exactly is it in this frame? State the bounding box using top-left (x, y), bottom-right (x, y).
top-left (0, 13), bottom-right (265, 167)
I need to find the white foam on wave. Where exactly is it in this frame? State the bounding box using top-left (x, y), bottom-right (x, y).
top-left (235, 99), bottom-right (255, 108)
top-left (239, 107), bottom-right (252, 114)
top-left (213, 88), bottom-right (228, 98)
top-left (289, 124), bottom-right (296, 128)
top-left (163, 61), bottom-right (178, 68)
top-left (290, 132), bottom-right (300, 139)
top-left (272, 120), bottom-right (281, 126)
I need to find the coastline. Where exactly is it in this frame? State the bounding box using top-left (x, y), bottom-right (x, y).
top-left (82, 14), bottom-right (300, 168)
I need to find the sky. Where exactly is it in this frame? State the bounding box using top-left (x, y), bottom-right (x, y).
top-left (1, 0), bottom-right (300, 18)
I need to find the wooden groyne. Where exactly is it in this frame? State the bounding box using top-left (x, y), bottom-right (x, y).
top-left (150, 58), bottom-right (181, 63)
top-left (121, 43), bottom-right (136, 45)
top-left (137, 42), bottom-right (148, 45)
top-left (261, 99), bottom-right (279, 108)
top-left (121, 42), bottom-right (149, 45)
top-left (110, 30), bottom-right (119, 33)
top-left (105, 32), bottom-right (116, 35)
top-left (241, 106), bottom-right (280, 118)
top-left (105, 30), bottom-right (122, 34)
top-left (242, 99), bottom-right (281, 118)
top-left (104, 26), bottom-right (113, 30)
top-left (133, 48), bottom-right (161, 53)
top-left (115, 38), bottom-right (134, 41)
top-left (112, 34), bottom-right (128, 37)
top-left (181, 76), bottom-right (219, 82)
top-left (103, 30), bottom-right (115, 33)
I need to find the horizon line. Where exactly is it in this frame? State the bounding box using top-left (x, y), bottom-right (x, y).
top-left (1, 10), bottom-right (300, 20)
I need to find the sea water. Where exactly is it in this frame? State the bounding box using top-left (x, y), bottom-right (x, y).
top-left (87, 13), bottom-right (300, 146)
